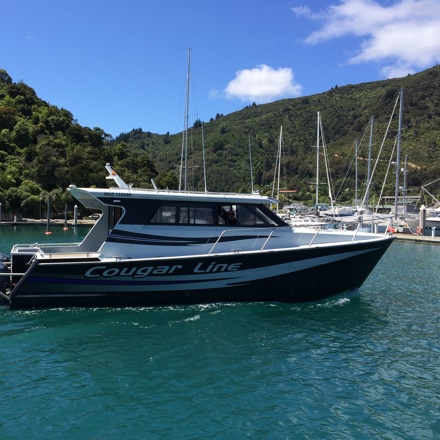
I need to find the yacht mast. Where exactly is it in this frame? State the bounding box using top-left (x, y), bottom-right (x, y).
top-left (316, 112), bottom-right (320, 206)
top-left (277, 126), bottom-right (283, 208)
top-left (183, 49), bottom-right (191, 191)
top-left (355, 139), bottom-right (358, 206)
top-left (394, 88), bottom-right (404, 220)
top-left (202, 122), bottom-right (207, 192)
top-left (402, 155), bottom-right (408, 217)
top-left (248, 132), bottom-right (254, 193)
top-left (271, 126), bottom-right (283, 213)
top-left (365, 116), bottom-right (374, 210)
top-left (179, 49), bottom-right (191, 191)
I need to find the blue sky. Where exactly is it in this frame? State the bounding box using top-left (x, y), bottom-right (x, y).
top-left (2, 0), bottom-right (440, 137)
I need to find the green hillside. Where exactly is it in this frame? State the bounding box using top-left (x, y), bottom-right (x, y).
top-left (115, 65), bottom-right (440, 205)
top-left (1, 65), bottom-right (439, 218)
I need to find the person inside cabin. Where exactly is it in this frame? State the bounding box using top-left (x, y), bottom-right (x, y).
top-left (226, 207), bottom-right (236, 225)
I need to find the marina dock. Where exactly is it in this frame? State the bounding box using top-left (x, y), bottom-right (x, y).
top-left (392, 232), bottom-right (440, 245)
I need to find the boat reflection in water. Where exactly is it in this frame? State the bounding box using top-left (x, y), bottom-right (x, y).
top-left (0, 164), bottom-right (394, 309)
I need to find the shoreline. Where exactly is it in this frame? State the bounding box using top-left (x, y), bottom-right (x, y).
top-left (0, 219), bottom-right (95, 226)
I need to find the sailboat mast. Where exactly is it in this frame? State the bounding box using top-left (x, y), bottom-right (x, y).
top-left (316, 112), bottom-right (320, 206)
top-left (202, 122), bottom-right (207, 192)
top-left (355, 139), bottom-right (358, 206)
top-left (183, 49), bottom-right (191, 192)
top-left (365, 116), bottom-right (374, 210)
top-left (277, 126), bottom-right (283, 210)
top-left (394, 88), bottom-right (404, 220)
top-left (248, 132), bottom-right (254, 193)
top-left (403, 155), bottom-right (408, 217)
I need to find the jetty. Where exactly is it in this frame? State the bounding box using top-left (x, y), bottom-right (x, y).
top-left (392, 232), bottom-right (440, 245)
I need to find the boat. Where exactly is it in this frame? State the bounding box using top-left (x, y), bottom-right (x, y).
top-left (0, 164), bottom-right (394, 309)
top-left (423, 207), bottom-right (440, 235)
top-left (404, 178), bottom-right (440, 235)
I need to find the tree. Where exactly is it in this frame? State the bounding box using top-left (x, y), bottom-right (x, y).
top-left (4, 187), bottom-right (22, 213)
top-left (30, 145), bottom-right (66, 190)
top-left (19, 179), bottom-right (42, 196)
top-left (0, 106), bottom-right (17, 130)
top-left (0, 129), bottom-right (17, 154)
top-left (21, 195), bottom-right (41, 218)
top-left (0, 69), bottom-right (12, 86)
top-left (155, 170), bottom-right (178, 190)
top-left (0, 170), bottom-right (17, 190)
top-left (13, 119), bottom-right (32, 148)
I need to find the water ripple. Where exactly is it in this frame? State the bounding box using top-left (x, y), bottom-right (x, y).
top-left (0, 242), bottom-right (439, 438)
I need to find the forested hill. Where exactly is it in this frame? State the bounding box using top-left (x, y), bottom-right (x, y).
top-left (0, 69), bottom-right (166, 218)
top-left (116, 65), bottom-right (440, 203)
top-left (1, 65), bottom-right (440, 218)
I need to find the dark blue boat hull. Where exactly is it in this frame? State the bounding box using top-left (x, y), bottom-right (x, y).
top-left (8, 237), bottom-right (393, 308)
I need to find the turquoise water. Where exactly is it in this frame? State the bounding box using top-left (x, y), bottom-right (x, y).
top-left (0, 224), bottom-right (91, 251)
top-left (0, 228), bottom-right (439, 439)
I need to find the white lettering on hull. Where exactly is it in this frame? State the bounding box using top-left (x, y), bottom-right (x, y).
top-left (193, 262), bottom-right (241, 273)
top-left (84, 262), bottom-right (242, 279)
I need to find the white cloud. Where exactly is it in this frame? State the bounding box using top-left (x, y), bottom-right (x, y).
top-left (224, 64), bottom-right (302, 103)
top-left (292, 0), bottom-right (440, 78)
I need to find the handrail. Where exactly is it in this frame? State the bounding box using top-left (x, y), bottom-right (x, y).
top-left (351, 222), bottom-right (362, 243)
top-left (208, 227), bottom-right (276, 255)
top-left (12, 242), bottom-right (81, 250)
top-left (260, 229), bottom-right (275, 251)
top-left (0, 272), bottom-right (26, 277)
top-left (308, 227), bottom-right (321, 246)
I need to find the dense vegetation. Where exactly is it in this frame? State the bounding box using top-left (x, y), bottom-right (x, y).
top-left (0, 69), bottom-right (176, 218)
top-left (1, 65), bottom-right (439, 218)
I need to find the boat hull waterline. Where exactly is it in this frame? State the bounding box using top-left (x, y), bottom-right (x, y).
top-left (6, 238), bottom-right (392, 308)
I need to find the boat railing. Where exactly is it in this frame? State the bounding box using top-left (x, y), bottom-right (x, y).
top-left (351, 222), bottom-right (362, 243)
top-left (208, 228), bottom-right (276, 255)
top-left (12, 242), bottom-right (82, 252)
top-left (306, 222), bottom-right (364, 246)
top-left (309, 220), bottom-right (392, 246)
top-left (209, 223), bottom-right (391, 255)
top-left (308, 228), bottom-right (321, 246)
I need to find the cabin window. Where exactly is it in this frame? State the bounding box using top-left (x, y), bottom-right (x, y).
top-left (147, 201), bottom-right (286, 227)
top-left (219, 204), bottom-right (283, 227)
top-left (179, 206), bottom-right (214, 225)
top-left (149, 203), bottom-right (215, 225)
top-left (251, 206), bottom-right (282, 226)
top-left (150, 205), bottom-right (177, 224)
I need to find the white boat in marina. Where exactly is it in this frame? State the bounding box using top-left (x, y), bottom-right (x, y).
top-left (0, 164), bottom-right (394, 309)
top-left (423, 207), bottom-right (440, 235)
top-left (407, 178), bottom-right (440, 235)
